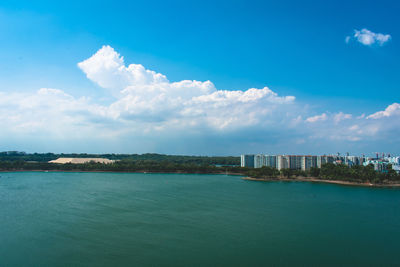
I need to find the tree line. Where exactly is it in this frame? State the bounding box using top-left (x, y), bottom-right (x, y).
top-left (246, 163), bottom-right (400, 184)
top-left (1, 155), bottom-right (399, 185)
top-left (0, 152), bottom-right (240, 165)
top-left (0, 159), bottom-right (244, 174)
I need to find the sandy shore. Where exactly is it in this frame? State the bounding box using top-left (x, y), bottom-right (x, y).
top-left (242, 176), bottom-right (400, 188)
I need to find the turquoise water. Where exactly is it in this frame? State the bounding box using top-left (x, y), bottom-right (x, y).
top-left (0, 172), bottom-right (399, 266)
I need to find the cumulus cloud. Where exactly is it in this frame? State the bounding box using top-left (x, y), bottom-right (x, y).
top-left (1, 45), bottom-right (399, 153)
top-left (346, 28), bottom-right (391, 46)
top-left (334, 112), bottom-right (352, 124)
top-left (0, 88), bottom-right (108, 138)
top-left (300, 104), bottom-right (400, 145)
top-left (78, 46), bottom-right (169, 96)
top-left (0, 45), bottom-right (297, 145)
top-left (367, 103), bottom-right (400, 119)
top-left (306, 113), bottom-right (327, 123)
top-left (77, 45), bottom-right (295, 131)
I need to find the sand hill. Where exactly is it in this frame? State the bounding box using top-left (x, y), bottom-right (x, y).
top-left (49, 158), bottom-right (115, 164)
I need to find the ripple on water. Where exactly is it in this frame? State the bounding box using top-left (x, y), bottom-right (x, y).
top-left (1, 172), bottom-right (400, 266)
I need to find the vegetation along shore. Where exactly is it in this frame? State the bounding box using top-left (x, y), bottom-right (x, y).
top-left (244, 163), bottom-right (400, 187)
top-left (1, 152), bottom-right (400, 187)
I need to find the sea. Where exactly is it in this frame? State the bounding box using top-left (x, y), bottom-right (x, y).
top-left (1, 172), bottom-right (399, 266)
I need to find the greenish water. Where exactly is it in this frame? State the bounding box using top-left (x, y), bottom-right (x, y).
top-left (0, 172), bottom-right (399, 266)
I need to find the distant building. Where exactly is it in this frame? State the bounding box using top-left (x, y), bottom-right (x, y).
top-left (277, 155), bottom-right (288, 170)
top-left (363, 160), bottom-right (387, 172)
top-left (240, 154), bottom-right (255, 168)
top-left (392, 165), bottom-right (400, 174)
top-left (254, 154), bottom-right (266, 168)
top-left (301, 156), bottom-right (312, 171)
top-left (386, 156), bottom-right (400, 165)
top-left (288, 155), bottom-right (302, 170)
top-left (344, 156), bottom-right (363, 166)
top-left (265, 155), bottom-right (277, 168)
top-left (240, 153), bottom-right (399, 173)
top-left (317, 155), bottom-right (335, 168)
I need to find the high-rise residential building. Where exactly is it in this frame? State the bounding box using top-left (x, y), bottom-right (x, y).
top-left (241, 154), bottom-right (255, 168)
top-left (254, 154), bottom-right (266, 168)
top-left (363, 160), bottom-right (388, 172)
top-left (317, 155), bottom-right (335, 168)
top-left (386, 156), bottom-right (400, 165)
top-left (277, 155), bottom-right (289, 170)
top-left (317, 156), bottom-right (322, 168)
top-left (240, 153), bottom-right (391, 171)
top-left (301, 156), bottom-right (312, 171)
top-left (312, 156), bottom-right (318, 169)
top-left (288, 155), bottom-right (302, 170)
top-left (265, 155), bottom-right (277, 168)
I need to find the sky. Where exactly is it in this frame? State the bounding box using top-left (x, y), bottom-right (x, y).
top-left (0, 0), bottom-right (399, 155)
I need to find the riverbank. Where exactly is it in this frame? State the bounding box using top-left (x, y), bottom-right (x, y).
top-left (242, 176), bottom-right (400, 188)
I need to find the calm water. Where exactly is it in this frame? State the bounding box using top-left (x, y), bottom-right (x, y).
top-left (1, 172), bottom-right (399, 266)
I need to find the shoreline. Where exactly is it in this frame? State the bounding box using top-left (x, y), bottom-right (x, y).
top-left (0, 169), bottom-right (244, 176)
top-left (242, 176), bottom-right (400, 188)
top-left (2, 170), bottom-right (399, 188)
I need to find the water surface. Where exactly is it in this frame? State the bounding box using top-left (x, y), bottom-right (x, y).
top-left (1, 172), bottom-right (399, 266)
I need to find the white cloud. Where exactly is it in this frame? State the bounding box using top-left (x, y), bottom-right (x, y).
top-left (78, 46), bottom-right (169, 96)
top-left (349, 125), bottom-right (360, 131)
top-left (0, 88), bottom-right (102, 137)
top-left (367, 103), bottom-right (400, 119)
top-left (347, 28), bottom-right (391, 46)
top-left (0, 46), bottom-right (297, 143)
top-left (301, 103), bottom-right (400, 144)
top-left (333, 112), bottom-right (352, 124)
top-left (306, 113), bottom-right (327, 123)
top-left (77, 45), bottom-right (295, 131)
top-left (1, 45), bottom-right (399, 153)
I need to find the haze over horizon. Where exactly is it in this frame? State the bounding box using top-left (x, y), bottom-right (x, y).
top-left (0, 0), bottom-right (399, 155)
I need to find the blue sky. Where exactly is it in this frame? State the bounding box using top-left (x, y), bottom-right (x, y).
top-left (0, 0), bottom-right (399, 155)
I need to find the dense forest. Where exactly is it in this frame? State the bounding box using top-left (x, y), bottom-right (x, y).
top-left (0, 151), bottom-right (242, 174)
top-left (0, 151), bottom-right (240, 165)
top-left (0, 159), bottom-right (244, 174)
